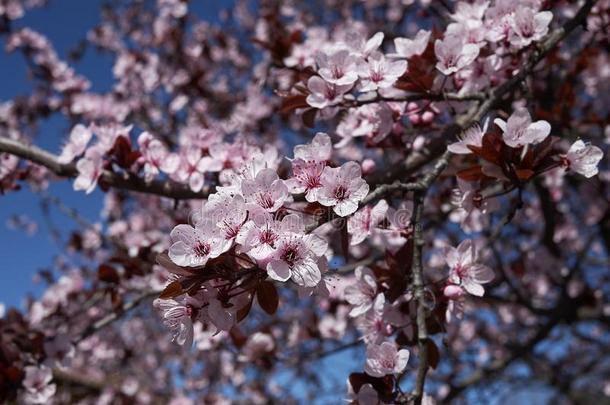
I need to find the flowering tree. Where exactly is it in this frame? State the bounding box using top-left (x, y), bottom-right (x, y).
top-left (1, 0), bottom-right (609, 403)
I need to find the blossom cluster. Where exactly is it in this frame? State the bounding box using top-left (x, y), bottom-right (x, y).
top-left (447, 108), bottom-right (603, 233)
top-left (154, 132), bottom-right (370, 343)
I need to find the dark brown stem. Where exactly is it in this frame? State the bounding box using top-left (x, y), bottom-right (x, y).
top-left (410, 190), bottom-right (429, 404)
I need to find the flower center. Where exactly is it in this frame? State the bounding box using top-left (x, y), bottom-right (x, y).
top-left (256, 192), bottom-right (275, 209)
top-left (370, 69), bottom-right (384, 83)
top-left (259, 229), bottom-right (278, 246)
top-left (281, 244), bottom-right (301, 267)
top-left (334, 185), bottom-right (348, 201)
top-left (194, 241), bottom-right (211, 257)
top-left (324, 84), bottom-right (338, 100)
top-left (331, 65), bottom-right (344, 79)
top-left (456, 265), bottom-right (468, 280)
top-left (223, 220), bottom-right (241, 239)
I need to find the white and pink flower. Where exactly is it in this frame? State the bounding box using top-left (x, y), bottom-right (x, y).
top-left (241, 168), bottom-right (289, 212)
top-left (168, 222), bottom-right (230, 267)
top-left (318, 162), bottom-right (369, 217)
top-left (434, 35), bottom-right (479, 76)
top-left (445, 239), bottom-right (494, 297)
top-left (58, 124), bottom-right (92, 164)
top-left (266, 234), bottom-right (328, 287)
top-left (563, 140), bottom-right (604, 178)
top-left (345, 267), bottom-right (378, 317)
top-left (22, 365), bottom-right (56, 404)
top-left (357, 52), bottom-right (407, 92)
top-left (494, 108), bottom-right (551, 148)
top-left (389, 30), bottom-right (431, 59)
top-left (364, 341), bottom-right (410, 377)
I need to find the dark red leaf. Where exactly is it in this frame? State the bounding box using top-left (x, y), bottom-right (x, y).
top-left (98, 264), bottom-right (120, 284)
top-left (256, 281), bottom-right (279, 315)
top-left (279, 94), bottom-right (309, 114)
top-left (532, 135), bottom-right (559, 167)
top-left (469, 132), bottom-right (503, 165)
top-left (302, 108), bottom-right (317, 128)
top-left (159, 281), bottom-right (184, 299)
top-left (236, 295), bottom-right (254, 322)
top-left (348, 373), bottom-right (393, 401)
top-left (427, 339), bottom-right (440, 370)
top-left (156, 252), bottom-right (195, 276)
top-left (229, 326), bottom-right (248, 348)
top-left (456, 165), bottom-right (484, 181)
top-left (515, 168), bottom-right (535, 181)
top-left (235, 253), bottom-right (257, 269)
top-left (110, 136), bottom-right (138, 168)
top-left (340, 222), bottom-right (350, 262)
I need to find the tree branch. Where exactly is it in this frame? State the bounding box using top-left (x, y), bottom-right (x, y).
top-left (73, 290), bottom-right (159, 344)
top-left (410, 190), bottom-right (429, 405)
top-left (0, 136), bottom-right (210, 199)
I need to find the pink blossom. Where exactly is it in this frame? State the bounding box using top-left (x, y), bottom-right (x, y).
top-left (348, 200), bottom-right (388, 246)
top-left (153, 297), bottom-right (195, 346)
top-left (91, 123), bottom-right (133, 153)
top-left (443, 284), bottom-right (465, 300)
top-left (286, 158), bottom-right (327, 202)
top-left (450, 179), bottom-right (497, 233)
top-left (168, 222), bottom-right (230, 267)
top-left (510, 8), bottom-right (553, 48)
top-left (241, 168), bottom-right (289, 212)
top-left (374, 201), bottom-right (412, 253)
top-left (447, 121), bottom-right (487, 154)
top-left (564, 140), bottom-right (604, 178)
top-left (198, 142), bottom-right (240, 174)
top-left (286, 133), bottom-right (332, 202)
top-left (345, 267), bottom-right (378, 317)
top-left (337, 102), bottom-right (394, 145)
top-left (0, 0), bottom-right (24, 20)
top-left (434, 36), bottom-right (480, 76)
top-left (137, 131), bottom-right (180, 180)
top-left (452, 0), bottom-right (489, 23)
top-left (203, 193), bottom-right (248, 243)
top-left (266, 233), bottom-right (328, 287)
top-left (173, 149), bottom-right (206, 192)
top-left (73, 148), bottom-right (104, 194)
top-left (344, 31), bottom-right (384, 58)
top-left (445, 20), bottom-right (487, 47)
top-left (444, 288), bottom-right (465, 323)
top-left (306, 76), bottom-right (352, 109)
top-left (315, 49), bottom-right (359, 85)
top-left (357, 294), bottom-right (393, 345)
top-left (318, 161), bottom-right (369, 217)
top-left (389, 30), bottom-right (430, 59)
top-left (293, 132), bottom-right (332, 162)
top-left (237, 212), bottom-right (301, 262)
top-left (58, 124), bottom-right (92, 164)
top-left (364, 341), bottom-right (409, 377)
top-left (446, 239), bottom-right (494, 297)
top-left (356, 52), bottom-right (407, 92)
top-left (239, 332), bottom-right (275, 361)
top-left (494, 108), bottom-right (551, 148)
top-left (22, 365), bottom-right (56, 404)
top-left (456, 54), bottom-right (503, 95)
top-left (318, 306), bottom-right (349, 339)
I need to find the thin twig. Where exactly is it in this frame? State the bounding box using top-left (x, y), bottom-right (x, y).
top-left (73, 290), bottom-right (159, 344)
